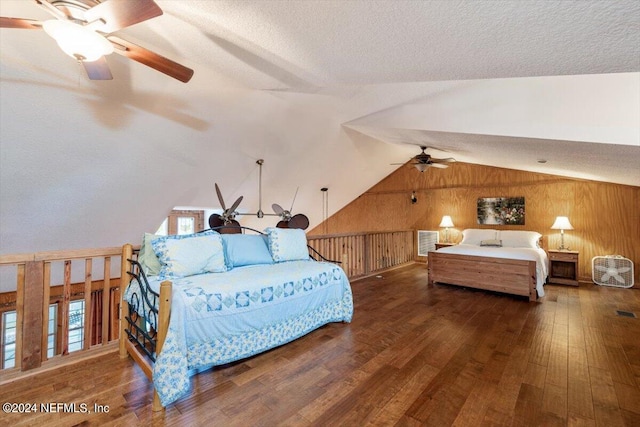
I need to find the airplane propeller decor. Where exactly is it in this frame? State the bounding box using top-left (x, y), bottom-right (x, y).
top-left (208, 183), bottom-right (243, 234)
top-left (271, 187), bottom-right (310, 230)
top-left (0, 0), bottom-right (194, 82)
top-left (391, 146), bottom-right (456, 172)
top-left (208, 160), bottom-right (310, 233)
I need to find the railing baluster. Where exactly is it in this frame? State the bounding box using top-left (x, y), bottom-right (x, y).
top-left (83, 258), bottom-right (92, 350)
top-left (61, 260), bottom-right (71, 355)
top-left (102, 257), bottom-right (111, 345)
top-left (15, 264), bottom-right (25, 370)
top-left (41, 262), bottom-right (51, 362)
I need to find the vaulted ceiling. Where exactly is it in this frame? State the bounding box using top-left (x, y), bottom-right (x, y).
top-left (0, 0), bottom-right (638, 256)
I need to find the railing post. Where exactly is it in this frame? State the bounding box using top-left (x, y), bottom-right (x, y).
top-left (152, 280), bottom-right (172, 412)
top-left (21, 261), bottom-right (44, 370)
top-left (119, 244), bottom-right (133, 358)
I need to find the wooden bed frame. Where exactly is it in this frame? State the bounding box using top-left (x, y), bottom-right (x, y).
top-left (118, 226), bottom-right (344, 411)
top-left (427, 251), bottom-right (538, 302)
top-left (118, 242), bottom-right (168, 411)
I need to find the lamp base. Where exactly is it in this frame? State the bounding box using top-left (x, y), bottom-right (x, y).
top-left (557, 231), bottom-right (570, 251)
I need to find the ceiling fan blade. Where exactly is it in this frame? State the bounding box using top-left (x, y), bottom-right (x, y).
top-left (208, 214), bottom-right (224, 229)
top-left (214, 183), bottom-right (226, 210)
top-left (107, 35), bottom-right (194, 83)
top-left (272, 203), bottom-right (285, 215)
top-left (431, 163), bottom-right (449, 169)
top-left (35, 0), bottom-right (67, 21)
top-left (84, 0), bottom-right (162, 34)
top-left (289, 214), bottom-right (310, 230)
top-left (228, 196), bottom-right (244, 214)
top-left (82, 57), bottom-right (113, 80)
top-left (431, 157), bottom-right (456, 163)
top-left (276, 220), bottom-right (289, 229)
top-left (0, 17), bottom-right (42, 29)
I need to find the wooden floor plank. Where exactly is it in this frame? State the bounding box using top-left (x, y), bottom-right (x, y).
top-left (2, 264), bottom-right (639, 426)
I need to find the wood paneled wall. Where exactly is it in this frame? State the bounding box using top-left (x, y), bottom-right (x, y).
top-left (309, 163), bottom-right (640, 287)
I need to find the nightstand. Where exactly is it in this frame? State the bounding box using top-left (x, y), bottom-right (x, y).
top-left (548, 250), bottom-right (579, 286)
top-left (435, 242), bottom-right (455, 250)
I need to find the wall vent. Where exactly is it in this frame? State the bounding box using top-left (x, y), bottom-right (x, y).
top-left (417, 230), bottom-right (439, 256)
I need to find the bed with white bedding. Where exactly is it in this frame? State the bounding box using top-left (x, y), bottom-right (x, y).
top-left (428, 229), bottom-right (549, 301)
top-left (119, 227), bottom-right (353, 409)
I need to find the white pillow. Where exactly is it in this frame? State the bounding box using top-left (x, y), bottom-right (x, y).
top-left (152, 231), bottom-right (227, 280)
top-left (138, 233), bottom-right (163, 276)
top-left (265, 227), bottom-right (309, 262)
top-left (460, 229), bottom-right (498, 246)
top-left (499, 230), bottom-right (541, 248)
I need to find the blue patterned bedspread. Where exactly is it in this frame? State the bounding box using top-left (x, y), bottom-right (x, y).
top-left (125, 260), bottom-right (353, 406)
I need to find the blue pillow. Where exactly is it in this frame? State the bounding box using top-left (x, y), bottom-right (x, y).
top-left (265, 227), bottom-right (310, 262)
top-left (151, 230), bottom-right (227, 280)
top-left (222, 234), bottom-right (273, 268)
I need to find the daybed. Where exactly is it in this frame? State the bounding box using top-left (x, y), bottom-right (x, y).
top-left (118, 226), bottom-right (353, 410)
top-left (428, 229), bottom-right (548, 302)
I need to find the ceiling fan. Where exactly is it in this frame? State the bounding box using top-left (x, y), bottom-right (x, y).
top-left (392, 146), bottom-right (456, 172)
top-left (0, 0), bottom-right (194, 82)
top-left (208, 183), bottom-right (243, 234)
top-left (272, 187), bottom-right (310, 230)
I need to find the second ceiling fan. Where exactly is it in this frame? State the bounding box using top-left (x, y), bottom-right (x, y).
top-left (392, 146), bottom-right (456, 172)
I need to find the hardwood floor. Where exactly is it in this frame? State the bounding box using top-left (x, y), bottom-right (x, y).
top-left (2, 263), bottom-right (640, 426)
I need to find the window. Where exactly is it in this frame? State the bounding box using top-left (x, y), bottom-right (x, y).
top-left (156, 210), bottom-right (205, 236)
top-left (68, 300), bottom-right (85, 353)
top-left (1, 310), bottom-right (16, 369)
top-left (47, 304), bottom-right (57, 358)
top-left (1, 301), bottom-right (85, 368)
top-left (177, 216), bottom-right (195, 235)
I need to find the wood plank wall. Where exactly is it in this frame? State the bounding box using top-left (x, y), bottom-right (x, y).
top-left (308, 162), bottom-right (640, 287)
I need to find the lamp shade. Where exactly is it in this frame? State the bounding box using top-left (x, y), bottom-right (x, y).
top-left (439, 215), bottom-right (454, 228)
top-left (551, 216), bottom-right (573, 230)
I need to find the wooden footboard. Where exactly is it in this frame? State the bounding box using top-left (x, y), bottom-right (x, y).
top-left (119, 244), bottom-right (172, 411)
top-left (427, 251), bottom-right (537, 301)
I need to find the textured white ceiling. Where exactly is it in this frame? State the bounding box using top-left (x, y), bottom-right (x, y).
top-left (0, 0), bottom-right (639, 258)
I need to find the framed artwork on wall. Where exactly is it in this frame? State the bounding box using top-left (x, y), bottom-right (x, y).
top-left (477, 197), bottom-right (525, 225)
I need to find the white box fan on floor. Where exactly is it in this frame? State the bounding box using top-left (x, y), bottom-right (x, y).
top-left (592, 256), bottom-right (634, 288)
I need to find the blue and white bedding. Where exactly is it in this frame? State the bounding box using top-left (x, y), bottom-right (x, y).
top-left (124, 259), bottom-right (353, 406)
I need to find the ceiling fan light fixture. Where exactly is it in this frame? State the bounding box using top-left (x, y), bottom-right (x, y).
top-left (415, 163), bottom-right (429, 172)
top-left (43, 19), bottom-right (113, 62)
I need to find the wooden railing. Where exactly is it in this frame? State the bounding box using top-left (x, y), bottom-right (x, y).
top-left (308, 230), bottom-right (415, 279)
top-left (0, 247), bottom-right (123, 378)
top-left (0, 230), bottom-right (416, 378)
